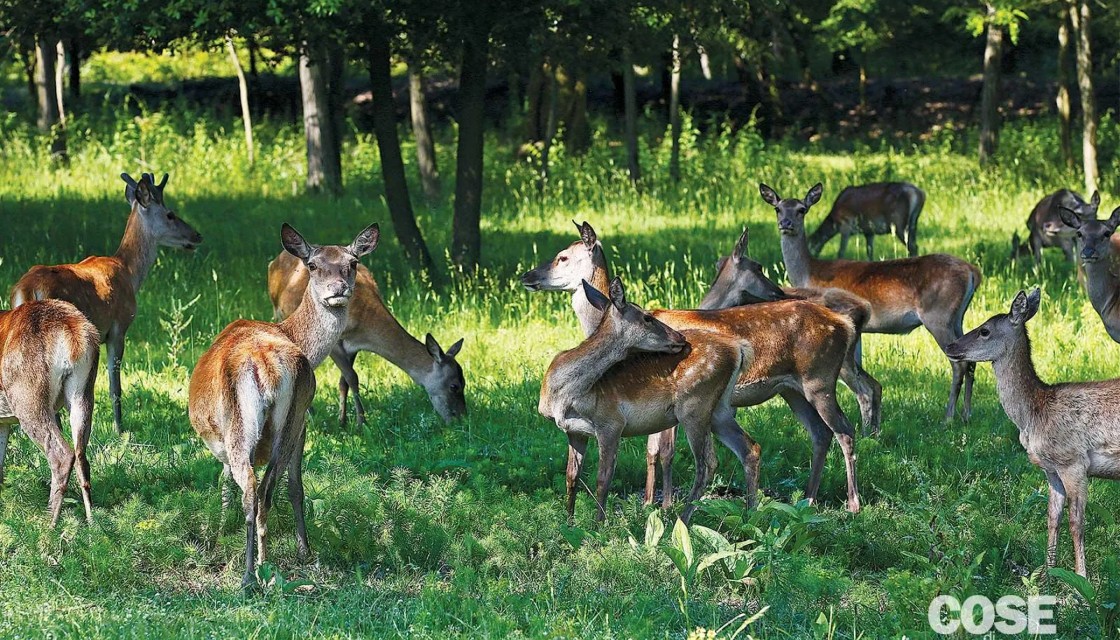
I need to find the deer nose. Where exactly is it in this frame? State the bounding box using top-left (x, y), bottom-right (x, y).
top-left (778, 220), bottom-right (797, 234)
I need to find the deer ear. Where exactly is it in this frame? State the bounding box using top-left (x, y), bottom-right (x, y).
top-left (1057, 206), bottom-right (1082, 229)
top-left (579, 221), bottom-right (598, 248)
top-left (1105, 206), bottom-right (1120, 233)
top-left (425, 333), bottom-right (445, 361)
top-left (281, 223), bottom-right (313, 261)
top-left (759, 183), bottom-right (780, 206)
top-left (733, 226), bottom-right (750, 261)
top-left (608, 276), bottom-right (626, 310)
top-left (1091, 190), bottom-right (1101, 208)
top-left (444, 337), bottom-right (464, 359)
top-left (582, 280), bottom-right (610, 311)
top-left (1025, 287), bottom-right (1041, 321)
top-left (715, 256), bottom-right (730, 272)
top-left (349, 223), bottom-right (380, 257)
top-left (158, 173), bottom-right (169, 190)
top-left (1009, 289), bottom-right (1040, 325)
top-left (805, 183), bottom-right (823, 207)
top-left (121, 173), bottom-right (138, 204)
top-left (134, 175), bottom-right (153, 207)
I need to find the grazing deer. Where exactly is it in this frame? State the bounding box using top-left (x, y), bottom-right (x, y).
top-left (189, 222), bottom-right (378, 589)
top-left (1011, 190), bottom-right (1099, 264)
top-left (763, 182), bottom-right (982, 421)
top-left (268, 252), bottom-right (465, 424)
top-left (700, 226), bottom-right (883, 435)
top-left (521, 222), bottom-right (861, 513)
top-left (806, 182), bottom-right (925, 259)
top-left (946, 289), bottom-right (1120, 576)
top-left (10, 172), bottom-right (203, 433)
top-left (0, 299), bottom-right (99, 525)
top-left (540, 278), bottom-right (759, 523)
top-left (1058, 205), bottom-right (1120, 343)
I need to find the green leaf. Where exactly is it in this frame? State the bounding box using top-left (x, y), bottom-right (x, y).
top-left (664, 547), bottom-right (690, 577)
top-left (672, 518), bottom-right (694, 567)
top-left (560, 524), bottom-right (588, 550)
top-left (697, 550), bottom-right (747, 576)
top-left (645, 511), bottom-right (665, 548)
top-left (281, 579), bottom-right (315, 595)
top-left (1049, 567), bottom-right (1097, 602)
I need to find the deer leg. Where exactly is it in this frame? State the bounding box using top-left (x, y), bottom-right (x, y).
top-left (864, 233), bottom-right (875, 260)
top-left (1030, 233), bottom-right (1043, 266)
top-left (565, 434), bottom-right (588, 520)
top-left (106, 331), bottom-right (125, 434)
top-left (66, 371), bottom-right (96, 524)
top-left (255, 461), bottom-right (284, 569)
top-left (593, 431), bottom-right (622, 523)
top-left (679, 421), bottom-right (716, 524)
top-left (837, 232), bottom-right (850, 259)
top-left (924, 316), bottom-right (970, 421)
top-left (287, 427), bottom-right (311, 561)
top-left (227, 449), bottom-right (259, 589)
top-left (330, 346), bottom-right (364, 426)
top-left (643, 435), bottom-right (658, 506)
top-left (659, 427), bottom-right (675, 509)
top-left (803, 381), bottom-right (861, 513)
top-left (1058, 468), bottom-right (1088, 576)
top-left (711, 408), bottom-right (760, 509)
top-left (839, 340), bottom-right (882, 437)
top-left (20, 408), bottom-right (76, 527)
top-left (220, 463), bottom-right (233, 532)
top-left (1045, 471), bottom-right (1066, 568)
top-left (780, 391), bottom-right (832, 506)
top-left (0, 425), bottom-right (10, 494)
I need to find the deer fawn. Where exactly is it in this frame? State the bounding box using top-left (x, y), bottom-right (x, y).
top-left (1012, 190), bottom-right (1099, 264)
top-left (522, 222), bottom-right (861, 513)
top-left (189, 222), bottom-right (378, 589)
top-left (701, 226), bottom-right (883, 435)
top-left (0, 299), bottom-right (99, 525)
top-left (268, 252), bottom-right (465, 424)
top-left (806, 182), bottom-right (925, 259)
top-left (10, 172), bottom-right (203, 434)
top-left (763, 182), bottom-right (982, 421)
top-left (540, 278), bottom-right (759, 523)
top-left (1058, 204), bottom-right (1120, 343)
top-left (946, 289), bottom-right (1120, 576)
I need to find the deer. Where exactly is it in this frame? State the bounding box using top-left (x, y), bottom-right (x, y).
top-left (1011, 189), bottom-right (1099, 265)
top-left (700, 226), bottom-right (883, 436)
top-left (0, 299), bottom-right (99, 525)
top-left (189, 222), bottom-right (378, 589)
top-left (10, 172), bottom-right (203, 434)
top-left (806, 182), bottom-right (925, 259)
top-left (521, 221), bottom-right (861, 513)
top-left (268, 251), bottom-right (465, 424)
top-left (763, 182), bottom-right (982, 421)
top-left (945, 289), bottom-right (1120, 577)
top-left (540, 278), bottom-right (759, 523)
top-left (1057, 204), bottom-right (1120, 343)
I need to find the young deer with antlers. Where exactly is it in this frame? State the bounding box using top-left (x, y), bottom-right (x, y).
top-left (946, 289), bottom-right (1120, 576)
top-left (189, 222), bottom-right (378, 589)
top-left (268, 252), bottom-right (465, 424)
top-left (522, 222), bottom-right (861, 513)
top-left (806, 182), bottom-right (925, 259)
top-left (0, 299), bottom-right (99, 525)
top-left (763, 182), bottom-right (982, 421)
top-left (700, 226), bottom-right (883, 435)
top-left (1012, 189), bottom-right (1099, 265)
top-left (540, 278), bottom-right (759, 523)
top-left (10, 173), bottom-right (203, 433)
top-left (1057, 205), bottom-right (1120, 343)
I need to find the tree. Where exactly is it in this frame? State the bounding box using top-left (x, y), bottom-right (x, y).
top-left (1068, 0), bottom-right (1097, 193)
top-left (1055, 1), bottom-right (1073, 168)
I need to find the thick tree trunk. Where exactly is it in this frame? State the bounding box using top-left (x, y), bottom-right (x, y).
top-left (66, 38), bottom-right (80, 100)
top-left (610, 67), bottom-right (625, 120)
top-left (368, 30), bottom-right (436, 274)
top-left (35, 37), bottom-right (66, 161)
top-left (564, 69), bottom-right (590, 155)
top-left (622, 46), bottom-right (641, 185)
top-left (978, 7), bottom-right (1003, 166)
top-left (298, 46), bottom-right (342, 194)
top-left (523, 62), bottom-right (545, 143)
top-left (227, 35), bottom-right (254, 165)
top-left (325, 43), bottom-right (345, 186)
top-left (451, 31), bottom-right (490, 269)
top-left (408, 64), bottom-right (441, 203)
top-left (538, 62), bottom-right (559, 191)
top-left (1070, 0), bottom-right (1098, 194)
top-left (669, 35), bottom-right (682, 182)
top-left (248, 37), bottom-right (259, 79)
top-left (1057, 8), bottom-right (1073, 168)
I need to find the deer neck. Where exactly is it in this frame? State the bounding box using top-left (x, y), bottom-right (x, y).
top-left (279, 288), bottom-right (350, 368)
top-left (544, 323), bottom-right (631, 406)
top-left (1082, 258), bottom-right (1120, 319)
top-left (990, 330), bottom-right (1048, 435)
top-left (351, 287), bottom-right (432, 384)
top-left (113, 208), bottom-right (159, 292)
top-left (570, 248), bottom-right (612, 337)
top-left (780, 230), bottom-right (814, 287)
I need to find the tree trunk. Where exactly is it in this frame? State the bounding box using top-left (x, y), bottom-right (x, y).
top-left (248, 37), bottom-right (259, 78)
top-left (451, 31), bottom-right (490, 269)
top-left (368, 29), bottom-right (436, 274)
top-left (564, 69), bottom-right (590, 155)
top-left (325, 43), bottom-right (345, 186)
top-left (1070, 0), bottom-right (1098, 194)
top-left (538, 62), bottom-right (559, 191)
top-left (298, 46), bottom-right (342, 194)
top-left (1057, 7), bottom-right (1073, 168)
top-left (523, 62), bottom-right (545, 144)
top-left (66, 38), bottom-right (80, 100)
top-left (669, 35), bottom-right (682, 182)
top-left (622, 46), bottom-right (641, 185)
top-left (19, 41), bottom-right (36, 100)
top-left (408, 64), bottom-right (441, 203)
top-left (978, 6), bottom-right (1003, 166)
top-left (610, 67), bottom-right (625, 120)
top-left (54, 40), bottom-right (66, 126)
top-left (35, 37), bottom-right (66, 161)
top-left (227, 35), bottom-right (254, 165)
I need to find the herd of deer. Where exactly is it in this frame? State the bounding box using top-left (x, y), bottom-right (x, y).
top-left (0, 173), bottom-right (1117, 589)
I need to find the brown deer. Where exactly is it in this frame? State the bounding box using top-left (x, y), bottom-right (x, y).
top-left (0, 299), bottom-right (99, 525)
top-left (10, 173), bottom-right (203, 433)
top-left (1057, 205), bottom-right (1120, 343)
top-left (945, 289), bottom-right (1120, 576)
top-left (806, 182), bottom-right (925, 259)
top-left (700, 226), bottom-right (883, 435)
top-left (521, 222), bottom-right (861, 513)
top-left (1011, 189), bottom-right (1099, 264)
top-left (540, 278), bottom-right (759, 523)
top-left (268, 252), bottom-right (465, 424)
top-left (763, 182), bottom-right (982, 421)
top-left (189, 222), bottom-right (378, 589)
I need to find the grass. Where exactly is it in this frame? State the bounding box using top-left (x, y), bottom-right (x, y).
top-left (0, 97), bottom-right (1119, 638)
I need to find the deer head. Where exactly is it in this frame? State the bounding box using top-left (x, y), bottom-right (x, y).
top-left (422, 334), bottom-right (467, 422)
top-left (584, 277), bottom-right (687, 354)
top-left (701, 226), bottom-right (787, 309)
top-left (520, 221), bottom-right (602, 292)
top-left (121, 172), bottom-right (204, 250)
top-left (281, 223), bottom-right (380, 309)
top-left (1059, 205), bottom-right (1120, 264)
top-left (946, 288), bottom-right (1041, 363)
top-left (760, 182), bottom-right (823, 238)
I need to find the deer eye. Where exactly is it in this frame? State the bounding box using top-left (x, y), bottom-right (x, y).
top-left (450, 383), bottom-right (462, 393)
top-left (166, 212), bottom-right (175, 220)
top-left (643, 315), bottom-right (653, 323)
top-left (557, 256), bottom-right (568, 263)
top-left (307, 263), bottom-right (318, 272)
top-left (979, 327), bottom-right (990, 338)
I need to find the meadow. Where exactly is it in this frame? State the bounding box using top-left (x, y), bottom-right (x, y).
top-left (1, 95), bottom-right (1119, 638)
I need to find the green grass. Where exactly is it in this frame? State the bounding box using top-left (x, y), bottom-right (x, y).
top-left (1, 102), bottom-right (1119, 638)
